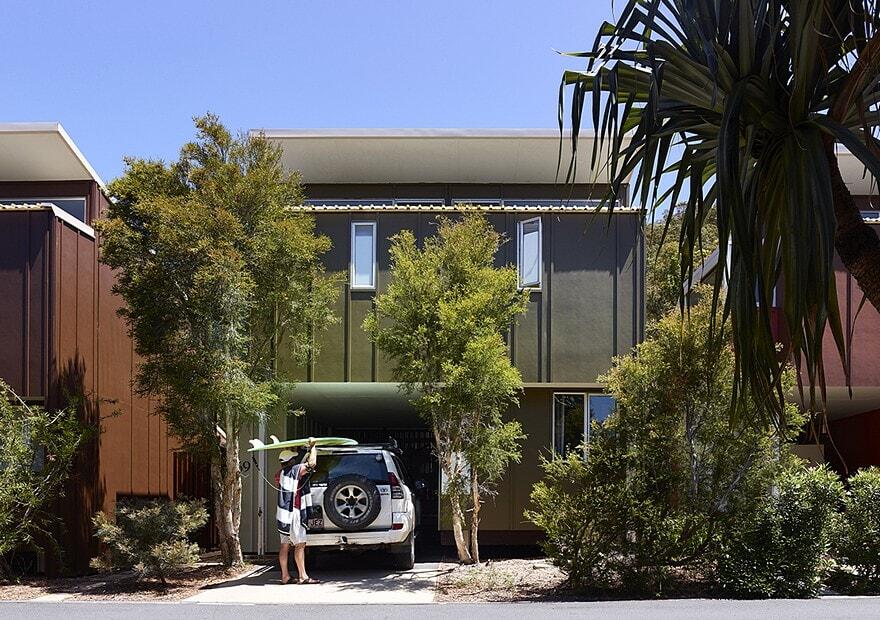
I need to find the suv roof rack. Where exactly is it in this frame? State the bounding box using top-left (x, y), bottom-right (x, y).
top-left (350, 436), bottom-right (403, 456)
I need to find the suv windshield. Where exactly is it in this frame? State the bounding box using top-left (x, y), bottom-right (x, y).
top-left (310, 453), bottom-right (389, 484)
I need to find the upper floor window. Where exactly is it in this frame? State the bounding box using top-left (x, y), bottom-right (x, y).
top-left (517, 217), bottom-right (542, 288)
top-left (351, 221), bottom-right (377, 290)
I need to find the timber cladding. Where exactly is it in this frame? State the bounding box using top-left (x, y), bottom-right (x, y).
top-left (0, 184), bottom-right (178, 574)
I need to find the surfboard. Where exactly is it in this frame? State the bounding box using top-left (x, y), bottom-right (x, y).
top-left (247, 435), bottom-right (358, 453)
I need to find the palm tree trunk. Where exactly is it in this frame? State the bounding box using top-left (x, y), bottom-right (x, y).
top-left (826, 141), bottom-right (880, 313)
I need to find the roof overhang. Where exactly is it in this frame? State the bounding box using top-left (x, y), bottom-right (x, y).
top-left (0, 122), bottom-right (105, 189)
top-left (837, 147), bottom-right (879, 197)
top-left (252, 128), bottom-right (631, 186)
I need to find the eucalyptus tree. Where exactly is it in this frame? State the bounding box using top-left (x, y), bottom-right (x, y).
top-left (364, 214), bottom-right (528, 563)
top-left (560, 0), bottom-right (880, 426)
top-left (98, 115), bottom-right (337, 566)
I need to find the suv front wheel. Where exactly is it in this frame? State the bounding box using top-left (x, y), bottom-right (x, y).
top-left (390, 533), bottom-right (415, 570)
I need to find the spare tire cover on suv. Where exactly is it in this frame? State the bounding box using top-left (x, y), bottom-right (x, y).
top-left (323, 474), bottom-right (382, 531)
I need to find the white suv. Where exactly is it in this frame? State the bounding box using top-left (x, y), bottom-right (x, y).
top-left (303, 444), bottom-right (421, 569)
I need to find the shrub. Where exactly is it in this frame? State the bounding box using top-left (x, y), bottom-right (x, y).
top-left (0, 380), bottom-right (89, 578)
top-left (833, 467), bottom-right (880, 593)
top-left (528, 294), bottom-right (798, 594)
top-left (717, 465), bottom-right (843, 598)
top-left (526, 448), bottom-right (621, 590)
top-left (92, 497), bottom-right (208, 587)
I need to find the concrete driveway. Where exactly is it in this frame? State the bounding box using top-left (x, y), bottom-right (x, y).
top-left (184, 561), bottom-right (443, 605)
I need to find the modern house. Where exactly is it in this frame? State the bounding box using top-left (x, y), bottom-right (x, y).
top-left (0, 123), bottom-right (181, 573)
top-left (239, 129), bottom-right (644, 552)
top-left (690, 149), bottom-right (880, 474)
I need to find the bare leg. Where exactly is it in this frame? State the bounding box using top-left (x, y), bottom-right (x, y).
top-left (279, 542), bottom-right (292, 584)
top-left (293, 543), bottom-right (309, 581)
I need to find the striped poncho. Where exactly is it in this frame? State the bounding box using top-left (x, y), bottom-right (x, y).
top-left (276, 463), bottom-right (314, 535)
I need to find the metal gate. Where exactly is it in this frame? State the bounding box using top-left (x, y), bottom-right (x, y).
top-left (334, 427), bottom-right (439, 542)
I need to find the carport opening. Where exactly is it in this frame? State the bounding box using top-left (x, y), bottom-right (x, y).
top-left (286, 383), bottom-right (440, 547)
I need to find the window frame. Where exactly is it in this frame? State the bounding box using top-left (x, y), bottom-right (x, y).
top-left (587, 393), bottom-right (616, 441)
top-left (551, 391), bottom-right (587, 458)
top-left (350, 220), bottom-right (377, 291)
top-left (3, 196), bottom-right (88, 222)
top-left (517, 216), bottom-right (543, 289)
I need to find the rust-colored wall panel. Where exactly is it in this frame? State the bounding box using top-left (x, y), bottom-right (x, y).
top-left (28, 215), bottom-right (49, 397)
top-left (0, 211), bottom-right (40, 395)
top-left (820, 222), bottom-right (880, 390)
top-left (827, 408), bottom-right (880, 474)
top-left (2, 183), bottom-right (181, 573)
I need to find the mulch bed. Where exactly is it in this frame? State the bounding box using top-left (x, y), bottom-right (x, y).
top-left (436, 557), bottom-right (571, 602)
top-left (0, 563), bottom-right (256, 602)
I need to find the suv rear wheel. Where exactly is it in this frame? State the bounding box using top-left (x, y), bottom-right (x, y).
top-left (390, 533), bottom-right (415, 570)
top-left (323, 474), bottom-right (382, 531)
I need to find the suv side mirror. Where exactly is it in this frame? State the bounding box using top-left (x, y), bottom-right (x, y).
top-left (414, 479), bottom-right (427, 493)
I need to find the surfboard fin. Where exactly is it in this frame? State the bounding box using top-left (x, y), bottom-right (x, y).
top-left (270, 435), bottom-right (280, 444)
top-left (248, 438), bottom-right (265, 451)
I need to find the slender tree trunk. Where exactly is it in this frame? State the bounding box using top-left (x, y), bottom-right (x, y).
top-left (211, 409), bottom-right (244, 567)
top-left (825, 141), bottom-right (880, 312)
top-left (449, 491), bottom-right (473, 565)
top-left (469, 469), bottom-right (481, 564)
top-left (438, 444), bottom-right (473, 564)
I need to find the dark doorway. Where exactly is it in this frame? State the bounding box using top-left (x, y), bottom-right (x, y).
top-left (173, 451), bottom-right (218, 550)
top-left (334, 427), bottom-right (439, 546)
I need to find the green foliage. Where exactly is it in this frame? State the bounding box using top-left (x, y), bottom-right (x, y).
top-left (92, 498), bottom-right (208, 587)
top-left (528, 293), bottom-right (801, 593)
top-left (97, 114), bottom-right (337, 565)
top-left (561, 0), bottom-right (880, 426)
top-left (365, 214), bottom-right (528, 562)
top-left (526, 450), bottom-right (621, 589)
top-left (0, 380), bottom-right (89, 577)
top-left (645, 205), bottom-right (718, 324)
top-left (833, 467), bottom-right (880, 593)
top-left (718, 466), bottom-right (844, 598)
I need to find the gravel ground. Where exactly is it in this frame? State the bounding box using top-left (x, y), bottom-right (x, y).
top-left (0, 563), bottom-right (256, 601)
top-left (436, 558), bottom-right (569, 602)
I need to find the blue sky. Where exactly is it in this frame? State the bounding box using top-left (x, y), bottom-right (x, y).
top-left (0, 1), bottom-right (613, 182)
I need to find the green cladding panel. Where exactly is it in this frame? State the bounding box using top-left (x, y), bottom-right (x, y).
top-left (285, 194), bottom-right (643, 387)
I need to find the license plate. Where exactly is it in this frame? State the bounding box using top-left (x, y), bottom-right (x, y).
top-left (307, 517), bottom-right (324, 530)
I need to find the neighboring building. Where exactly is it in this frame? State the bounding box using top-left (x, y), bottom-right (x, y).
top-left (240, 129), bottom-right (644, 552)
top-left (690, 149), bottom-right (880, 474)
top-left (0, 123), bottom-right (180, 573)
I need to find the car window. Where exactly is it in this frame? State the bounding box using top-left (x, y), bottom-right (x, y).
top-left (391, 455), bottom-right (411, 484)
top-left (310, 453), bottom-right (389, 484)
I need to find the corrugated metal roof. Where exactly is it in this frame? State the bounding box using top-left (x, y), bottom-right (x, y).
top-left (0, 202), bottom-right (95, 237)
top-left (291, 203), bottom-right (641, 214)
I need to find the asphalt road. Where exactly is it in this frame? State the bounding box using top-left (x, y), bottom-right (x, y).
top-left (2, 598), bottom-right (880, 620)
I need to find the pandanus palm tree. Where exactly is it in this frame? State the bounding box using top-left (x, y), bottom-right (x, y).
top-left (562, 0), bottom-right (880, 428)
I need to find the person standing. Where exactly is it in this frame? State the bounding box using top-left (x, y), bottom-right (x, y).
top-left (277, 439), bottom-right (319, 584)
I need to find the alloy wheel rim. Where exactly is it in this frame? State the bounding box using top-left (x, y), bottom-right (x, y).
top-left (334, 484), bottom-right (369, 519)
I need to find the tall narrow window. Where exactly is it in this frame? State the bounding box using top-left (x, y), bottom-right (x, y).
top-left (351, 221), bottom-right (376, 290)
top-left (518, 217), bottom-right (542, 288)
top-left (552, 393), bottom-right (586, 457)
